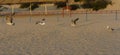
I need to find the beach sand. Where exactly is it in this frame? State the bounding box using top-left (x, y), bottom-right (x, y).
top-left (0, 14), bottom-right (120, 55)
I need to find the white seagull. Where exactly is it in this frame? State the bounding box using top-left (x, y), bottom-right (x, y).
top-left (36, 18), bottom-right (45, 25)
top-left (106, 26), bottom-right (114, 31)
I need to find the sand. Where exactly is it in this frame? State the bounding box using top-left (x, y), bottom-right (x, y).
top-left (0, 13), bottom-right (120, 55)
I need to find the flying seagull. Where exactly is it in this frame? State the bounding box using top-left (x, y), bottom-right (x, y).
top-left (71, 18), bottom-right (79, 26)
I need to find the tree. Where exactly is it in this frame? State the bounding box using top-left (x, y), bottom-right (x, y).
top-left (92, 0), bottom-right (112, 11)
top-left (75, 0), bottom-right (112, 11)
top-left (54, 2), bottom-right (80, 10)
top-left (74, 0), bottom-right (81, 2)
top-left (54, 2), bottom-right (66, 8)
top-left (19, 2), bottom-right (39, 10)
top-left (69, 4), bottom-right (79, 10)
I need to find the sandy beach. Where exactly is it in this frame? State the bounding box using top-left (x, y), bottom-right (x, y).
top-left (0, 13), bottom-right (120, 55)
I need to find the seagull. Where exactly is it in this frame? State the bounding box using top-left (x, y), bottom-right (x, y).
top-left (71, 18), bottom-right (79, 26)
top-left (6, 16), bottom-right (15, 26)
top-left (36, 18), bottom-right (45, 25)
top-left (106, 26), bottom-right (114, 31)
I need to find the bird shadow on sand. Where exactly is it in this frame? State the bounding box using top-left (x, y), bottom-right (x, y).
top-left (113, 28), bottom-right (120, 32)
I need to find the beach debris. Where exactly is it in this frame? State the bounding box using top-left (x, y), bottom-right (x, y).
top-left (106, 26), bottom-right (114, 31)
top-left (71, 18), bottom-right (79, 26)
top-left (35, 18), bottom-right (45, 25)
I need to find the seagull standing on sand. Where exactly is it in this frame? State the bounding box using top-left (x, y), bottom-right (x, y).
top-left (106, 26), bottom-right (114, 31)
top-left (36, 18), bottom-right (46, 25)
top-left (71, 18), bottom-right (79, 26)
top-left (6, 16), bottom-right (15, 26)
